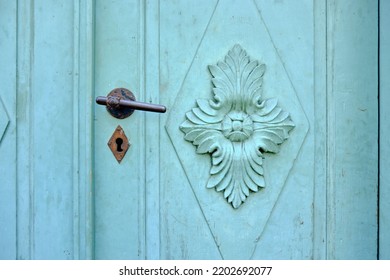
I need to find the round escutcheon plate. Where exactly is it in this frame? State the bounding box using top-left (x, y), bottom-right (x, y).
top-left (106, 88), bottom-right (136, 119)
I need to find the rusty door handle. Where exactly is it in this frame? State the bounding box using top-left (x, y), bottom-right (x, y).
top-left (96, 88), bottom-right (166, 119)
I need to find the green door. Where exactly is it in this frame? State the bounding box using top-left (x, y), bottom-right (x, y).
top-left (92, 0), bottom-right (379, 259)
top-left (0, 0), bottom-right (385, 260)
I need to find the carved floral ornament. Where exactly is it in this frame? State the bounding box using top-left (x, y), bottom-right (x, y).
top-left (180, 45), bottom-right (294, 208)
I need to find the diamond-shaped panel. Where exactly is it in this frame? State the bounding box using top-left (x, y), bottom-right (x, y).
top-left (0, 96), bottom-right (10, 144)
top-left (166, 0), bottom-right (309, 259)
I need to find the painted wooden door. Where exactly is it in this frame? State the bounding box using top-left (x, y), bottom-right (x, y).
top-left (93, 0), bottom-right (378, 260)
top-left (0, 0), bottom-right (385, 260)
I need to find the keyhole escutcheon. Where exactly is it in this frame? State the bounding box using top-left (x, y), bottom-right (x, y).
top-left (107, 125), bottom-right (130, 163)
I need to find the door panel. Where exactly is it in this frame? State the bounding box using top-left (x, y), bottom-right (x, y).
top-left (325, 0), bottom-right (378, 259)
top-left (162, 0), bottom-right (311, 259)
top-left (93, 0), bottom-right (379, 260)
top-left (94, 0), bottom-right (145, 259)
top-left (0, 0), bottom-right (84, 259)
top-left (95, 0), bottom-right (315, 259)
top-left (0, 0), bottom-right (380, 260)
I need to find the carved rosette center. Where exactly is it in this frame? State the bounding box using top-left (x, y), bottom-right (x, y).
top-left (180, 45), bottom-right (295, 208)
top-left (222, 111), bottom-right (253, 142)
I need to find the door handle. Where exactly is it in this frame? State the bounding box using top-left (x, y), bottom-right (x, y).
top-left (96, 88), bottom-right (166, 119)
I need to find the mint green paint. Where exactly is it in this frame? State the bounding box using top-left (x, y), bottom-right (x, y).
top-left (380, 0), bottom-right (390, 260)
top-left (94, 0), bottom-right (146, 260)
top-left (165, 0), bottom-right (309, 259)
top-left (325, 0), bottom-right (378, 259)
top-left (0, 0), bottom-right (382, 260)
top-left (0, 0), bottom-right (17, 260)
top-left (0, 0), bottom-right (94, 260)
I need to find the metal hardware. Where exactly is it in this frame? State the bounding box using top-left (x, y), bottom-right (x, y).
top-left (96, 88), bottom-right (166, 119)
top-left (108, 125), bottom-right (130, 163)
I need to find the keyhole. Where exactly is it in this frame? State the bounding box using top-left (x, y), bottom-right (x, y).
top-left (116, 138), bottom-right (124, 152)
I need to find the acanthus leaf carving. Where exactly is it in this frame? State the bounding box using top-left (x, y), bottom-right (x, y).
top-left (180, 44), bottom-right (294, 208)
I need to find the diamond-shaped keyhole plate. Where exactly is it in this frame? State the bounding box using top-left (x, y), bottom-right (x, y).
top-left (108, 125), bottom-right (130, 163)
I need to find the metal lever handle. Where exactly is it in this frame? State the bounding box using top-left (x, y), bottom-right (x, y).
top-left (96, 96), bottom-right (166, 113)
top-left (96, 88), bottom-right (166, 119)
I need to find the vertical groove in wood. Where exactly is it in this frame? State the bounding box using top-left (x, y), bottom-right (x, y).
top-left (86, 0), bottom-right (95, 260)
top-left (377, 0), bottom-right (380, 260)
top-left (313, 0), bottom-right (327, 260)
top-left (325, 0), bottom-right (336, 260)
top-left (144, 0), bottom-right (161, 260)
top-left (28, 0), bottom-right (35, 260)
top-left (70, 0), bottom-right (95, 260)
top-left (72, 0), bottom-right (81, 260)
top-left (138, 0), bottom-right (147, 259)
top-left (16, 0), bottom-right (35, 260)
top-left (76, 0), bottom-right (95, 259)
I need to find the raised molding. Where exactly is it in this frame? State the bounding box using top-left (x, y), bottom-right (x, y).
top-left (313, 0), bottom-right (327, 260)
top-left (12, 0), bottom-right (95, 260)
top-left (73, 0), bottom-right (95, 260)
top-left (16, 0), bottom-right (35, 259)
top-left (325, 0), bottom-right (378, 259)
